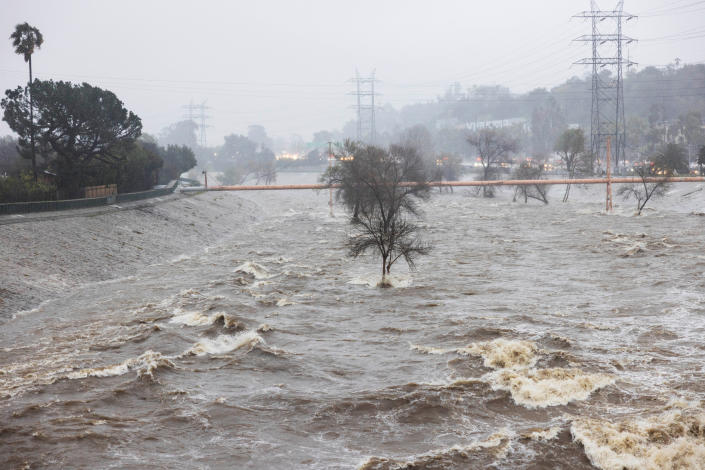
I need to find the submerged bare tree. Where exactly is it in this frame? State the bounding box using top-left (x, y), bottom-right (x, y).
top-left (554, 128), bottom-right (585, 202)
top-left (617, 166), bottom-right (667, 215)
top-left (431, 154), bottom-right (464, 193)
top-left (466, 127), bottom-right (518, 197)
top-left (512, 162), bottom-right (549, 204)
top-left (618, 143), bottom-right (686, 215)
top-left (322, 141), bottom-right (432, 286)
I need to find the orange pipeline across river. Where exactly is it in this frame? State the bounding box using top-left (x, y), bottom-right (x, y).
top-left (191, 177), bottom-right (705, 192)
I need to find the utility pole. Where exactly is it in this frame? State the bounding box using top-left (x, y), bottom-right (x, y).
top-left (182, 100), bottom-right (212, 147)
top-left (606, 136), bottom-right (613, 212)
top-left (349, 70), bottom-right (378, 143)
top-left (574, 0), bottom-right (636, 173)
top-left (328, 141), bottom-right (334, 217)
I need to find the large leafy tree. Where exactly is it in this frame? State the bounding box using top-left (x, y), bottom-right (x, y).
top-left (10, 22), bottom-right (43, 180)
top-left (216, 134), bottom-right (276, 184)
top-left (158, 144), bottom-right (197, 184)
top-left (654, 142), bottom-right (688, 175)
top-left (1, 80), bottom-right (142, 197)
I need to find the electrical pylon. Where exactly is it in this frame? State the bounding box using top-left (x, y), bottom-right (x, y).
top-left (574, 0), bottom-right (636, 171)
top-left (182, 100), bottom-right (212, 147)
top-left (349, 70), bottom-right (377, 143)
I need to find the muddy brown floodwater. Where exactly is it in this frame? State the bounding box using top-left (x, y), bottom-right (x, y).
top-left (1, 175), bottom-right (704, 469)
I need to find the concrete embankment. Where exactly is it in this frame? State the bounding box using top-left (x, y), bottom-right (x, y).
top-left (0, 192), bottom-right (258, 318)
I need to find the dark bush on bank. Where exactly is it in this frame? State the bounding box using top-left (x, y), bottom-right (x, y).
top-left (0, 172), bottom-right (56, 203)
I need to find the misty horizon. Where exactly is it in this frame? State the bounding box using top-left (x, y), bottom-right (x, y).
top-left (1, 0), bottom-right (703, 145)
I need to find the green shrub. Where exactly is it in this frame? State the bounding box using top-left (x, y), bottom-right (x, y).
top-left (0, 172), bottom-right (56, 203)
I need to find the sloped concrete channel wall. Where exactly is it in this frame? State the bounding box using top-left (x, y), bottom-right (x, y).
top-left (0, 181), bottom-right (178, 215)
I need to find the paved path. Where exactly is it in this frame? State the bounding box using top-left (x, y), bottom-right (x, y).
top-left (0, 192), bottom-right (198, 226)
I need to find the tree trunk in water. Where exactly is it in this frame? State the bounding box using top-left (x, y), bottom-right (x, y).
top-left (28, 57), bottom-right (37, 181)
top-left (563, 170), bottom-right (574, 203)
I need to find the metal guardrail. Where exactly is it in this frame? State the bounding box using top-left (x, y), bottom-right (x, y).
top-left (0, 180), bottom-right (178, 216)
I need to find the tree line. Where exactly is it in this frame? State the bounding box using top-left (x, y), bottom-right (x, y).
top-left (307, 62), bottom-right (705, 173)
top-left (0, 23), bottom-right (197, 203)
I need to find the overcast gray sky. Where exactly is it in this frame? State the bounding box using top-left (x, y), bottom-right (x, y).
top-left (1, 0), bottom-right (703, 144)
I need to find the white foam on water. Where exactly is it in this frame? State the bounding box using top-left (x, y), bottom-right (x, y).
top-left (571, 402), bottom-right (705, 470)
top-left (485, 367), bottom-right (615, 408)
top-left (409, 343), bottom-right (453, 355)
top-left (449, 338), bottom-right (615, 408)
top-left (67, 350), bottom-right (174, 379)
top-left (521, 426), bottom-right (561, 441)
top-left (276, 298), bottom-right (295, 307)
top-left (168, 310), bottom-right (239, 328)
top-left (185, 330), bottom-right (263, 356)
top-left (234, 261), bottom-right (271, 279)
top-left (169, 254), bottom-right (191, 263)
top-left (170, 310), bottom-right (215, 326)
top-left (457, 338), bottom-right (539, 370)
top-left (357, 429), bottom-right (514, 470)
top-left (348, 273), bottom-right (412, 288)
top-left (620, 243), bottom-right (646, 257)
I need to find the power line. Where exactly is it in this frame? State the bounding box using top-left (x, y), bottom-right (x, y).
top-left (574, 0), bottom-right (637, 169)
top-left (640, 0), bottom-right (705, 16)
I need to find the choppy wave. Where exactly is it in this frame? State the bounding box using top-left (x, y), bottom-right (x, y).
top-left (620, 244), bottom-right (646, 257)
top-left (358, 430), bottom-right (513, 470)
top-left (521, 426), bottom-right (561, 441)
top-left (458, 338), bottom-right (539, 370)
top-left (67, 351), bottom-right (173, 379)
top-left (169, 310), bottom-right (240, 329)
top-left (571, 401), bottom-right (705, 470)
top-left (409, 343), bottom-right (453, 355)
top-left (169, 254), bottom-right (192, 263)
top-left (485, 367), bottom-right (615, 408)
top-left (185, 331), bottom-right (263, 356)
top-left (411, 338), bottom-right (613, 408)
top-left (234, 261), bottom-right (271, 279)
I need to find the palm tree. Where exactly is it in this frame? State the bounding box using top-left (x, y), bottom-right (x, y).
top-left (10, 23), bottom-right (44, 180)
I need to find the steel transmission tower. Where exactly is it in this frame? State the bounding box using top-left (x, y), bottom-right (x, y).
top-left (182, 100), bottom-right (212, 147)
top-left (349, 70), bottom-right (377, 143)
top-left (574, 0), bottom-right (636, 171)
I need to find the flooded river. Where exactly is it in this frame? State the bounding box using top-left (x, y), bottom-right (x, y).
top-left (2, 176), bottom-right (704, 469)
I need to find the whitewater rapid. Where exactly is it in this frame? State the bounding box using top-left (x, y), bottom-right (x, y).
top-left (1, 174), bottom-right (704, 469)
